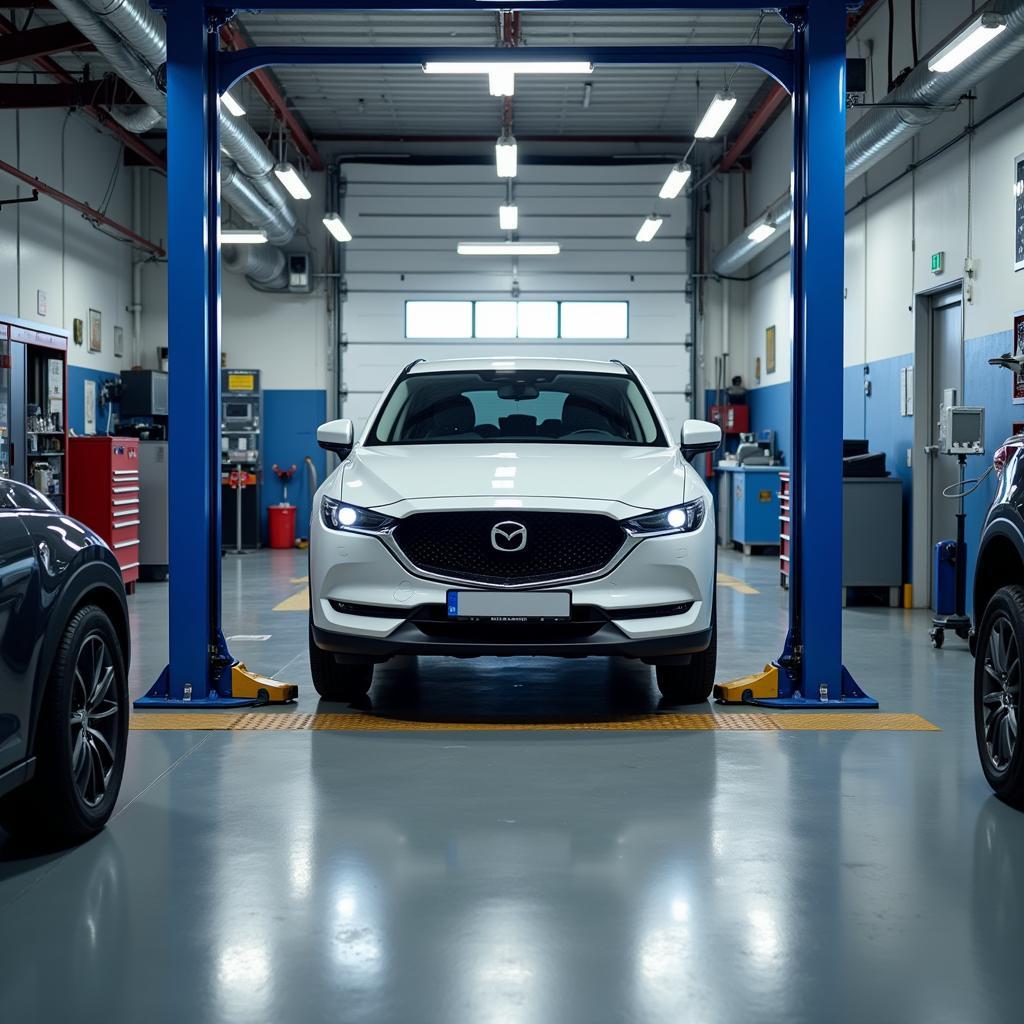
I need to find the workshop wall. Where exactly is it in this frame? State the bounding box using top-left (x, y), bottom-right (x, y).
top-left (706, 0), bottom-right (1024, 606)
top-left (0, 107), bottom-right (136, 434)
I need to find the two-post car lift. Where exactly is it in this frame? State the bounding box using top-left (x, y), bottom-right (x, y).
top-left (136, 0), bottom-right (877, 711)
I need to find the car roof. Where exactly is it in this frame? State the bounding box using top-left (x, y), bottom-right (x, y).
top-left (405, 357), bottom-right (629, 376)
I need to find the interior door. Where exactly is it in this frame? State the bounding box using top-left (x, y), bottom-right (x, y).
top-left (928, 289), bottom-right (964, 598)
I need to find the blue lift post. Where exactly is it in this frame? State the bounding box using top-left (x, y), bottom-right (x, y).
top-left (142, 0), bottom-right (872, 710)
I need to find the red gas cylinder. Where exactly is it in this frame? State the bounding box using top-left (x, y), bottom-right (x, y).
top-left (268, 504), bottom-right (297, 549)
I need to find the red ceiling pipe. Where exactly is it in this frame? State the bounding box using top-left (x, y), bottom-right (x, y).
top-left (220, 23), bottom-right (324, 172)
top-left (0, 14), bottom-right (165, 173)
top-left (0, 157), bottom-right (165, 256)
top-left (719, 82), bottom-right (788, 172)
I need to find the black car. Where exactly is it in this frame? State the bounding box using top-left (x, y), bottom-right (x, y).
top-left (0, 479), bottom-right (130, 842)
top-left (973, 436), bottom-right (1024, 806)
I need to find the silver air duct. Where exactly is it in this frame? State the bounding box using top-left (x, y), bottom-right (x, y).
top-left (52, 0), bottom-right (298, 287)
top-left (714, 0), bottom-right (1024, 277)
top-left (222, 245), bottom-right (288, 291)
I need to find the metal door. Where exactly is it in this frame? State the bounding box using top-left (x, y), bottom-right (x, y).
top-left (928, 289), bottom-right (963, 594)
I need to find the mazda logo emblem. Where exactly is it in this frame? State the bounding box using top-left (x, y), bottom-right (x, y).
top-left (491, 521), bottom-right (527, 553)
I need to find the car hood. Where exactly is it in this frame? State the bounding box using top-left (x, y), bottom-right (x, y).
top-left (340, 444), bottom-right (690, 512)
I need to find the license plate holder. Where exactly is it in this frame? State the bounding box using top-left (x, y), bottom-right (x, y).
top-left (447, 590), bottom-right (571, 622)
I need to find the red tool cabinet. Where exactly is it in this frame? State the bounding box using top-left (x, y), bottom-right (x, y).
top-left (68, 436), bottom-right (141, 592)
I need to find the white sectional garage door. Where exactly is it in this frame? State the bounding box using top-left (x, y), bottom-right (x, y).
top-left (339, 162), bottom-right (692, 440)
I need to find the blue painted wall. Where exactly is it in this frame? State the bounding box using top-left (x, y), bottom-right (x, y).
top-left (734, 335), bottom-right (1018, 611)
top-left (67, 365), bottom-right (120, 436)
top-left (261, 388), bottom-right (327, 541)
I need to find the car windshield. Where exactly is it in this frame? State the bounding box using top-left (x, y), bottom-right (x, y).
top-left (368, 370), bottom-right (666, 447)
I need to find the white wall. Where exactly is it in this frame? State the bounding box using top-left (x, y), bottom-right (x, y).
top-left (340, 162), bottom-right (692, 437)
top-left (714, 0), bottom-right (1024, 388)
top-left (0, 107), bottom-right (136, 378)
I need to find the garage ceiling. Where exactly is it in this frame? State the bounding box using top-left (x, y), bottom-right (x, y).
top-left (234, 8), bottom-right (792, 146)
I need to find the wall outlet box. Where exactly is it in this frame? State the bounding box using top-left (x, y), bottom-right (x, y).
top-left (36, 289), bottom-right (47, 316)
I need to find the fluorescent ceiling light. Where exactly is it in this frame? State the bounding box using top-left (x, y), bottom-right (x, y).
top-left (322, 213), bottom-right (352, 242)
top-left (458, 242), bottom-right (560, 256)
top-left (659, 161), bottom-right (692, 200)
top-left (695, 91), bottom-right (737, 139)
top-left (747, 220), bottom-right (777, 244)
top-left (928, 12), bottom-right (1006, 73)
top-left (221, 228), bottom-right (267, 244)
top-left (273, 161), bottom-right (311, 200)
top-left (635, 216), bottom-right (663, 243)
top-left (489, 69), bottom-right (515, 96)
top-left (496, 135), bottom-right (518, 178)
top-left (499, 204), bottom-right (519, 230)
top-left (221, 92), bottom-right (245, 116)
top-left (424, 61), bottom-right (593, 76)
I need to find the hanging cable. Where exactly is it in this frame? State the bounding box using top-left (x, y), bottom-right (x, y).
top-left (910, 0), bottom-right (920, 66)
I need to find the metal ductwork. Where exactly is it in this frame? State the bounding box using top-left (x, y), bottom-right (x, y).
top-left (52, 0), bottom-right (299, 288)
top-left (221, 160), bottom-right (297, 247)
top-left (222, 244), bottom-right (288, 291)
top-left (713, 0), bottom-right (1024, 277)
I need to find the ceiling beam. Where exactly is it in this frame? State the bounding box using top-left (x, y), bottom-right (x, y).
top-left (220, 22), bottom-right (324, 172)
top-left (0, 81), bottom-right (144, 109)
top-left (719, 83), bottom-right (788, 172)
top-left (0, 12), bottom-right (165, 173)
top-left (0, 21), bottom-right (93, 65)
top-left (315, 133), bottom-right (692, 144)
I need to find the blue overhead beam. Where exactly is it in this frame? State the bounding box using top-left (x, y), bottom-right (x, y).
top-left (219, 44), bottom-right (794, 93)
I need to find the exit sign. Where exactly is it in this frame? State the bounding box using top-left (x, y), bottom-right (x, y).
top-left (931, 251), bottom-right (945, 274)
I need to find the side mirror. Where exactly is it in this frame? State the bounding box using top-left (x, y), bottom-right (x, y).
top-left (681, 419), bottom-right (723, 459)
top-left (317, 419), bottom-right (355, 456)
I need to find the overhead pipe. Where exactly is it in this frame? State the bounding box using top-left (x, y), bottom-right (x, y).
top-left (714, 0), bottom-right (1024, 276)
top-left (52, 0), bottom-right (298, 287)
top-left (222, 244), bottom-right (289, 291)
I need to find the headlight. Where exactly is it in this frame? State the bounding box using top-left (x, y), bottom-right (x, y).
top-left (321, 497), bottom-right (397, 534)
top-left (624, 498), bottom-right (706, 536)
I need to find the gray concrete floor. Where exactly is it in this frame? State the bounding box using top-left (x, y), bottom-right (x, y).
top-left (2, 547), bottom-right (1023, 1023)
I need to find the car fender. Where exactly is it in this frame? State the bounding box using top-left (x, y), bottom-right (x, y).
top-left (28, 557), bottom-right (130, 752)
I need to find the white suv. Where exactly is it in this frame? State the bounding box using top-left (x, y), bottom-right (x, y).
top-left (309, 358), bottom-right (721, 704)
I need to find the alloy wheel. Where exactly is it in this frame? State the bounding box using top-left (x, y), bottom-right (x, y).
top-left (69, 634), bottom-right (120, 808)
top-left (981, 615), bottom-right (1021, 773)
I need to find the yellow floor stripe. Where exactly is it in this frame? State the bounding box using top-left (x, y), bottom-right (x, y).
top-left (131, 711), bottom-right (938, 732)
top-left (716, 572), bottom-right (760, 596)
top-left (273, 585), bottom-right (310, 612)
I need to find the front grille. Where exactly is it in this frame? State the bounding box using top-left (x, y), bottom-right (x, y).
top-left (392, 511), bottom-right (627, 585)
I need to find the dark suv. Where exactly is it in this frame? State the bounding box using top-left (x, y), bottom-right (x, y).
top-left (972, 436), bottom-right (1024, 806)
top-left (0, 480), bottom-right (130, 843)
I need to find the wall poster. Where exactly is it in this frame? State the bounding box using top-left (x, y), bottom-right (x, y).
top-left (765, 325), bottom-right (776, 375)
top-left (1016, 151), bottom-right (1024, 273)
top-left (1014, 311), bottom-right (1024, 405)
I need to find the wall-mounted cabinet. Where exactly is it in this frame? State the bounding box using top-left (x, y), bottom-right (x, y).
top-left (0, 317), bottom-right (69, 509)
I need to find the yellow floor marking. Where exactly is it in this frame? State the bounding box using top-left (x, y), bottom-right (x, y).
top-left (273, 585), bottom-right (310, 612)
top-left (131, 711), bottom-right (939, 733)
top-left (290, 576), bottom-right (309, 584)
top-left (717, 572), bottom-right (760, 595)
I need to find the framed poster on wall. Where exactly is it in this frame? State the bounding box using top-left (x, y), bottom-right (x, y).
top-left (766, 325), bottom-right (776, 374)
top-left (88, 309), bottom-right (102, 353)
top-left (1016, 151), bottom-right (1024, 272)
top-left (1014, 311), bottom-right (1024, 404)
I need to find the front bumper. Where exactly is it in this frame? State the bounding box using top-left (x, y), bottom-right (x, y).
top-left (309, 498), bottom-right (716, 662)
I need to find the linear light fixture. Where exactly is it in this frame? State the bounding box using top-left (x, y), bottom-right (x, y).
top-left (322, 213), bottom-right (352, 243)
top-left (496, 134), bottom-right (518, 178)
top-left (424, 61), bottom-right (593, 77)
top-left (273, 161), bottom-right (312, 200)
top-left (499, 204), bottom-right (519, 230)
top-left (458, 242), bottom-right (560, 256)
top-left (489, 69), bottom-right (516, 96)
top-left (221, 92), bottom-right (245, 116)
top-left (928, 12), bottom-right (1006, 73)
top-left (635, 216), bottom-right (663, 244)
top-left (659, 161), bottom-right (692, 200)
top-left (695, 91), bottom-right (737, 139)
top-left (221, 228), bottom-right (267, 244)
top-left (747, 219), bottom-right (777, 244)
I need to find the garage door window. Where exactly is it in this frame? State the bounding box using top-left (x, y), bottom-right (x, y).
top-left (405, 300), bottom-right (628, 340)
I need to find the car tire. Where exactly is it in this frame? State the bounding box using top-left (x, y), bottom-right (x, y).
top-left (655, 607), bottom-right (718, 705)
top-left (974, 585), bottom-right (1024, 807)
top-left (308, 618), bottom-right (373, 701)
top-left (0, 605), bottom-right (128, 844)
